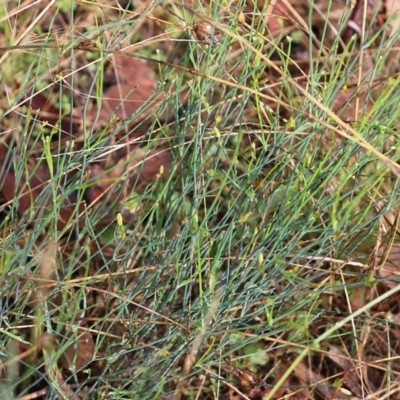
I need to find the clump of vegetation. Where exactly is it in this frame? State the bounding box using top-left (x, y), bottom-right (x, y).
top-left (1, 0), bottom-right (400, 399)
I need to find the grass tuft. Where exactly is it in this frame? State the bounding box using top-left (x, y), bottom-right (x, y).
top-left (1, 0), bottom-right (400, 399)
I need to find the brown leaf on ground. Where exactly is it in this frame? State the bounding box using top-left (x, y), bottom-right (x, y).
top-left (89, 54), bottom-right (158, 126)
top-left (0, 158), bottom-right (84, 230)
top-left (264, 1), bottom-right (290, 34)
top-left (29, 91), bottom-right (78, 138)
top-left (291, 360), bottom-right (353, 399)
top-left (377, 243), bottom-right (400, 288)
top-left (387, 0), bottom-right (400, 14)
top-left (85, 163), bottom-right (121, 205)
top-left (95, 82), bottom-right (160, 123)
top-left (332, 87), bottom-right (373, 122)
top-left (327, 348), bottom-right (363, 397)
top-left (349, 286), bottom-right (374, 310)
top-left (127, 147), bottom-right (172, 187)
top-left (86, 147), bottom-right (171, 203)
top-left (88, 53), bottom-right (189, 132)
top-left (59, 326), bottom-right (95, 373)
top-left (111, 54), bottom-right (155, 85)
top-left (384, 0), bottom-right (400, 32)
